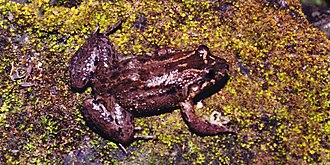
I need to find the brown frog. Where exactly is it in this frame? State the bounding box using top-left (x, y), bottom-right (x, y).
top-left (70, 23), bottom-right (232, 153)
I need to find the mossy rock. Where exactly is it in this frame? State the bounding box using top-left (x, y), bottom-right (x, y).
top-left (0, 0), bottom-right (329, 164)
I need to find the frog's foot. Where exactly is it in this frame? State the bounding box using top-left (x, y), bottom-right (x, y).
top-left (179, 100), bottom-right (233, 135)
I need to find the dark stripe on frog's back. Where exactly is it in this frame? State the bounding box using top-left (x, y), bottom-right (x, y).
top-left (147, 50), bottom-right (210, 74)
top-left (151, 49), bottom-right (195, 64)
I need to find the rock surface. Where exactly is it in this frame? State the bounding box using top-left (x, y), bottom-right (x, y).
top-left (0, 0), bottom-right (329, 164)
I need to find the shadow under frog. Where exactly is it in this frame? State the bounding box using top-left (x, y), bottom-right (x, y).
top-left (70, 23), bottom-right (233, 154)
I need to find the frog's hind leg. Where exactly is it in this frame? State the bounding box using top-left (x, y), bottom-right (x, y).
top-left (81, 97), bottom-right (135, 144)
top-left (81, 97), bottom-right (156, 154)
top-left (179, 100), bottom-right (234, 135)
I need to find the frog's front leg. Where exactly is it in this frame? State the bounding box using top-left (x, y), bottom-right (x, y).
top-left (179, 100), bottom-right (232, 135)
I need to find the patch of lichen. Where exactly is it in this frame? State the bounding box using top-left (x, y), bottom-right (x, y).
top-left (0, 0), bottom-right (329, 164)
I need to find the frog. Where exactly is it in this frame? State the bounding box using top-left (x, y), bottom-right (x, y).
top-left (70, 23), bottom-right (232, 154)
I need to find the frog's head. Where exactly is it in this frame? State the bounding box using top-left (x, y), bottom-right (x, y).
top-left (196, 45), bottom-right (229, 81)
top-left (189, 45), bottom-right (230, 101)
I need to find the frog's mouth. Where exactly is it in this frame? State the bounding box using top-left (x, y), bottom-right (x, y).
top-left (192, 74), bottom-right (230, 103)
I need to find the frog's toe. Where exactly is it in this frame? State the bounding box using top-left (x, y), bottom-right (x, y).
top-left (134, 127), bottom-right (157, 140)
top-left (134, 135), bottom-right (157, 140)
top-left (210, 111), bottom-right (230, 126)
top-left (117, 143), bottom-right (129, 155)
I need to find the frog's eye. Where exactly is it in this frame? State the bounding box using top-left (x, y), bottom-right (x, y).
top-left (197, 45), bottom-right (209, 53)
top-left (196, 45), bottom-right (209, 58)
top-left (204, 68), bottom-right (216, 79)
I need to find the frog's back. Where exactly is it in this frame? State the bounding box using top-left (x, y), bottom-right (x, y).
top-left (98, 55), bottom-right (187, 114)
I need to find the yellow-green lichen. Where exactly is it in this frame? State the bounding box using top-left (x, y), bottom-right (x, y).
top-left (0, 0), bottom-right (329, 164)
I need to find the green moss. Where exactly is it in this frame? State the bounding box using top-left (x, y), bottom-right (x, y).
top-left (0, 0), bottom-right (329, 164)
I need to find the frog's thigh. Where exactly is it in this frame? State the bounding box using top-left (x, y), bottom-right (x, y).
top-left (81, 98), bottom-right (135, 145)
top-left (179, 100), bottom-right (230, 135)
